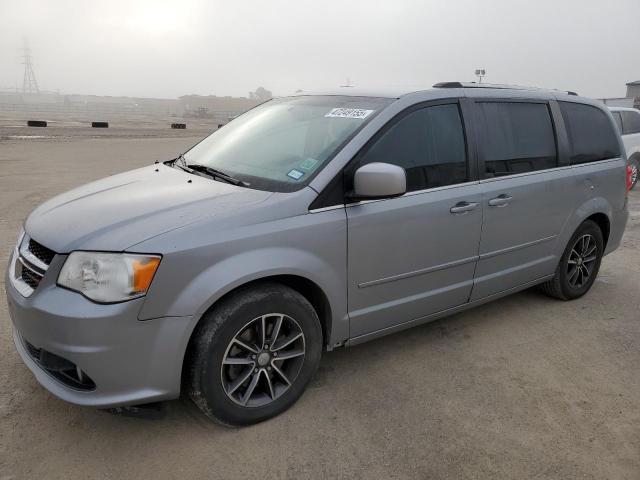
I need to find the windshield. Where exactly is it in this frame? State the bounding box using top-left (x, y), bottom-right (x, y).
top-left (183, 95), bottom-right (392, 192)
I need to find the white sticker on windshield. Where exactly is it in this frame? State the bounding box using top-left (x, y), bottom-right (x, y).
top-left (287, 169), bottom-right (304, 180)
top-left (325, 108), bottom-right (374, 119)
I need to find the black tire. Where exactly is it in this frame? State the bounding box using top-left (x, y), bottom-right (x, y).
top-left (541, 220), bottom-right (604, 300)
top-left (629, 156), bottom-right (639, 190)
top-left (185, 282), bottom-right (322, 426)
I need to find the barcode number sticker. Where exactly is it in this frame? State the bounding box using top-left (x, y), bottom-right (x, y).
top-left (325, 108), bottom-right (374, 119)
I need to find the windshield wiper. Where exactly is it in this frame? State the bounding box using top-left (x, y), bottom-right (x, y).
top-left (187, 163), bottom-right (248, 187)
top-left (172, 155), bottom-right (248, 187)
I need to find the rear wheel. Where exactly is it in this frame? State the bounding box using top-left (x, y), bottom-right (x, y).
top-left (186, 283), bottom-right (322, 426)
top-left (541, 220), bottom-right (604, 300)
top-left (629, 157), bottom-right (639, 190)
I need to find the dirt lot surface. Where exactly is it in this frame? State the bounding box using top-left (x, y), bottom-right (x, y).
top-left (1, 131), bottom-right (639, 479)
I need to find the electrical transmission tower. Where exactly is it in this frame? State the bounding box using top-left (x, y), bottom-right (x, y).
top-left (21, 45), bottom-right (40, 95)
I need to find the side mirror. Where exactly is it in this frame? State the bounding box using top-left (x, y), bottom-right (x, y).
top-left (349, 162), bottom-right (406, 200)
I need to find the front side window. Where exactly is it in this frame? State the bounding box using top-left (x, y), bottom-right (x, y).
top-left (184, 96), bottom-right (392, 192)
top-left (560, 102), bottom-right (621, 164)
top-left (356, 103), bottom-right (468, 192)
top-left (621, 110), bottom-right (640, 135)
top-left (477, 102), bottom-right (557, 177)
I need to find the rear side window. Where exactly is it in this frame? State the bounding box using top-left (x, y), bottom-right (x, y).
top-left (560, 102), bottom-right (621, 164)
top-left (358, 103), bottom-right (467, 191)
top-left (621, 110), bottom-right (640, 135)
top-left (477, 102), bottom-right (557, 177)
top-left (612, 112), bottom-right (623, 134)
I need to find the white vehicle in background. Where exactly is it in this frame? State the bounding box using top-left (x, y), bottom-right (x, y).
top-left (609, 107), bottom-right (640, 189)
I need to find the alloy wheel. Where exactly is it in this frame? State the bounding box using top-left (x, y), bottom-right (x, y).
top-left (566, 234), bottom-right (598, 289)
top-left (221, 313), bottom-right (305, 407)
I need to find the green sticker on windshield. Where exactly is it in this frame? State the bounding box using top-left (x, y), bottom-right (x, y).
top-left (300, 158), bottom-right (319, 171)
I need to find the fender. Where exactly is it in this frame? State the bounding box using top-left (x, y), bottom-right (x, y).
top-left (136, 208), bottom-right (349, 349)
top-left (174, 248), bottom-right (346, 347)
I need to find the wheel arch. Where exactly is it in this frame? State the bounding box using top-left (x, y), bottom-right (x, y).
top-left (626, 148), bottom-right (640, 161)
top-left (180, 273), bottom-right (334, 393)
top-left (206, 274), bottom-right (334, 349)
top-left (557, 195), bottom-right (614, 260)
top-left (585, 212), bottom-right (610, 249)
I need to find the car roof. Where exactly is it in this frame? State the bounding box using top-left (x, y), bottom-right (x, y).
top-left (290, 87), bottom-right (416, 99)
top-left (291, 82), bottom-right (589, 103)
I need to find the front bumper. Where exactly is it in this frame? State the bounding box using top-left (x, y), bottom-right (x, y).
top-left (6, 255), bottom-right (196, 408)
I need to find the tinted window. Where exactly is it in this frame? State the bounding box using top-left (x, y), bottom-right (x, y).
top-left (358, 104), bottom-right (467, 191)
top-left (560, 102), bottom-right (621, 164)
top-left (612, 112), bottom-right (623, 134)
top-left (621, 110), bottom-right (640, 135)
top-left (478, 102), bottom-right (557, 177)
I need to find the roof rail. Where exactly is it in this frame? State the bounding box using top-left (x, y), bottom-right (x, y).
top-left (433, 82), bottom-right (578, 96)
top-left (433, 82), bottom-right (465, 88)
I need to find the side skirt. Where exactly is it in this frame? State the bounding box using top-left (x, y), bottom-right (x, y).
top-left (344, 274), bottom-right (554, 347)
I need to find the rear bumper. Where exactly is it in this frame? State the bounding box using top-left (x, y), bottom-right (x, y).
top-left (6, 264), bottom-right (196, 408)
top-left (604, 200), bottom-right (629, 255)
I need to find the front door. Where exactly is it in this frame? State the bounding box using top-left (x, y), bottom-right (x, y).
top-left (346, 101), bottom-right (483, 338)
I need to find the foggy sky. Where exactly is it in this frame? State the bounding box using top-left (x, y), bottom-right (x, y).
top-left (0, 0), bottom-right (638, 100)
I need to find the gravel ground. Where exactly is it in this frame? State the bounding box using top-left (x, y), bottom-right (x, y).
top-left (0, 131), bottom-right (639, 479)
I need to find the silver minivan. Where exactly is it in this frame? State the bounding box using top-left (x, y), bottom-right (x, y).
top-left (6, 83), bottom-right (630, 425)
top-left (609, 106), bottom-right (640, 189)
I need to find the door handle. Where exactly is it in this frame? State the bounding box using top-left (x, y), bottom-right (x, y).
top-left (488, 194), bottom-right (513, 207)
top-left (450, 201), bottom-right (478, 215)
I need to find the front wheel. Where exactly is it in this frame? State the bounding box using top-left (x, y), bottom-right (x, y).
top-left (541, 220), bottom-right (604, 300)
top-left (185, 283), bottom-right (322, 426)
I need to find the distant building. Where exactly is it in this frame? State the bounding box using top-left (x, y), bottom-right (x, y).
top-left (179, 95), bottom-right (261, 120)
top-left (0, 91), bottom-right (182, 118)
top-left (627, 81), bottom-right (640, 99)
top-left (600, 97), bottom-right (635, 108)
top-left (627, 81), bottom-right (640, 108)
top-left (0, 90), bottom-right (263, 121)
top-left (599, 81), bottom-right (640, 110)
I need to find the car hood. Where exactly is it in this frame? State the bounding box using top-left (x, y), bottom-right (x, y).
top-left (25, 164), bottom-right (273, 253)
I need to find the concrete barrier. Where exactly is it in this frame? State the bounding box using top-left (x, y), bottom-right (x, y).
top-left (91, 122), bottom-right (109, 128)
top-left (171, 123), bottom-right (186, 129)
top-left (27, 120), bottom-right (47, 127)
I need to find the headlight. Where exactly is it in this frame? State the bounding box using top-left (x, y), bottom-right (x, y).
top-left (58, 252), bottom-right (161, 303)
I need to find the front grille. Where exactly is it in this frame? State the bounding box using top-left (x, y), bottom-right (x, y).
top-left (20, 265), bottom-right (42, 289)
top-left (28, 239), bottom-right (56, 265)
top-left (13, 235), bottom-right (57, 296)
top-left (23, 338), bottom-right (96, 391)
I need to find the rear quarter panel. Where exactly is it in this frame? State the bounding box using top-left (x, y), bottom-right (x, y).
top-left (554, 158), bottom-right (628, 257)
